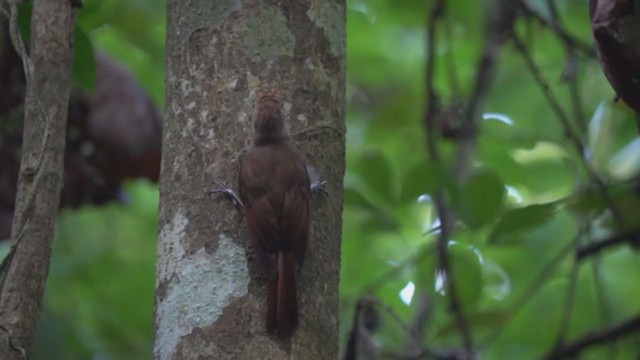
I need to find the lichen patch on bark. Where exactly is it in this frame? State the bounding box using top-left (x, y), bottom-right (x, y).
top-left (178, 0), bottom-right (242, 43)
top-left (157, 212), bottom-right (189, 283)
top-left (156, 214), bottom-right (250, 360)
top-left (307, 1), bottom-right (345, 57)
top-left (241, 4), bottom-right (295, 58)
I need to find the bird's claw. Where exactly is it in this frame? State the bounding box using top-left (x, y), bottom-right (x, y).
top-left (208, 180), bottom-right (244, 209)
top-left (310, 180), bottom-right (329, 196)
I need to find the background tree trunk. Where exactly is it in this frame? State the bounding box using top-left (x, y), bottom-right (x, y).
top-left (154, 1), bottom-right (345, 359)
top-left (0, 0), bottom-right (74, 358)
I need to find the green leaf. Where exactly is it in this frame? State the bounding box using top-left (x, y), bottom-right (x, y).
top-left (414, 247), bottom-right (437, 294)
top-left (72, 26), bottom-right (96, 93)
top-left (446, 242), bottom-right (483, 312)
top-left (489, 203), bottom-right (557, 245)
top-left (398, 161), bottom-right (441, 203)
top-left (17, 2), bottom-right (33, 43)
top-left (455, 169), bottom-right (506, 229)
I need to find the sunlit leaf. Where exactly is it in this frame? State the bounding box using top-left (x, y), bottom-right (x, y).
top-left (608, 138), bottom-right (640, 180)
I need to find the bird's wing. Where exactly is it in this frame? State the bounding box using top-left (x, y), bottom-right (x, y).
top-left (279, 183), bottom-right (310, 254)
top-left (244, 195), bottom-right (282, 253)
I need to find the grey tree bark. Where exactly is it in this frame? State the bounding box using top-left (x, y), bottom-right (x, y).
top-left (154, 1), bottom-right (345, 359)
top-left (0, 0), bottom-right (74, 358)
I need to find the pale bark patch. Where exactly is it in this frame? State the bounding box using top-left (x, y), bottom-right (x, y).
top-left (307, 2), bottom-right (345, 57)
top-left (156, 214), bottom-right (250, 360)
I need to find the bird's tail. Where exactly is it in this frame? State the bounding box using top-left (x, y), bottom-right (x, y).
top-left (266, 251), bottom-right (298, 337)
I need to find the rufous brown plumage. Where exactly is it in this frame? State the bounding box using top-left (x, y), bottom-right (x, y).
top-left (238, 90), bottom-right (310, 337)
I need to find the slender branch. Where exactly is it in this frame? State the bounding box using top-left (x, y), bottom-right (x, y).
top-left (543, 0), bottom-right (588, 134)
top-left (511, 33), bottom-right (624, 225)
top-left (563, 50), bottom-right (587, 134)
top-left (355, 297), bottom-right (461, 360)
top-left (517, 0), bottom-right (595, 57)
top-left (454, 3), bottom-right (511, 181)
top-left (582, 221), bottom-right (616, 355)
top-left (553, 249), bottom-right (579, 347)
top-left (541, 313), bottom-right (640, 360)
top-left (360, 242), bottom-right (435, 295)
top-left (343, 298), bottom-right (365, 360)
top-left (383, 347), bottom-right (461, 360)
top-left (361, 296), bottom-right (419, 345)
top-left (424, 0), bottom-right (444, 161)
top-left (590, 254), bottom-right (616, 356)
top-left (577, 231), bottom-right (640, 260)
top-left (423, 1), bottom-right (475, 357)
top-left (481, 241), bottom-right (575, 348)
top-left (507, 8), bottom-right (639, 359)
top-left (511, 34), bottom-right (582, 154)
top-left (443, 17), bottom-right (460, 96)
top-left (404, 293), bottom-right (433, 357)
top-left (358, 224), bottom-right (442, 295)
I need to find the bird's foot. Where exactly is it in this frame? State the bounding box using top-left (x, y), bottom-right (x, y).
top-left (208, 180), bottom-right (244, 209)
top-left (310, 180), bottom-right (328, 196)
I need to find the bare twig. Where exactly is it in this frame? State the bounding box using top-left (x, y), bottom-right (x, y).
top-left (537, 5), bottom-right (618, 343)
top-left (424, 0), bottom-right (444, 161)
top-left (424, 2), bottom-right (516, 356)
top-left (553, 248), bottom-right (579, 347)
top-left (550, 220), bottom-right (589, 352)
top-left (577, 231), bottom-right (640, 260)
top-left (354, 296), bottom-right (461, 360)
top-left (517, 0), bottom-right (595, 57)
top-left (542, 0), bottom-right (588, 134)
top-left (481, 240), bottom-right (575, 348)
top-left (540, 313), bottom-right (640, 360)
top-left (383, 348), bottom-right (462, 360)
top-left (423, 1), bottom-right (475, 357)
top-left (563, 50), bottom-right (587, 134)
top-left (511, 33), bottom-right (623, 225)
top-left (590, 254), bottom-right (616, 357)
top-left (360, 243), bottom-right (435, 295)
top-left (357, 224), bottom-right (441, 295)
top-left (443, 17), bottom-right (460, 96)
top-left (404, 293), bottom-right (433, 356)
top-left (454, 2), bottom-right (512, 181)
top-left (511, 35), bottom-right (582, 154)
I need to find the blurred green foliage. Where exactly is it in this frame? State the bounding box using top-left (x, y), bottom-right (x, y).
top-left (34, 181), bottom-right (157, 359)
top-left (342, 0), bottom-right (640, 358)
top-left (24, 0), bottom-right (640, 358)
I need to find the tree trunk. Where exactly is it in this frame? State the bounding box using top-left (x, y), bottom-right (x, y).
top-left (154, 1), bottom-right (345, 359)
top-left (0, 0), bottom-right (74, 358)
